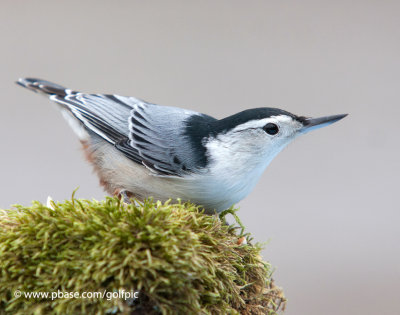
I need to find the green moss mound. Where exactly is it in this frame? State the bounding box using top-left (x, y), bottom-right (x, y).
top-left (0, 197), bottom-right (285, 314)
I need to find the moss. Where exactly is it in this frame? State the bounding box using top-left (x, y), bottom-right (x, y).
top-left (0, 196), bottom-right (285, 314)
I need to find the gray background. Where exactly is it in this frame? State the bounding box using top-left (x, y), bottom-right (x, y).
top-left (1, 1), bottom-right (399, 314)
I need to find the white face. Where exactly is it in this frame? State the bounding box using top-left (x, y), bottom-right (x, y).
top-left (205, 114), bottom-right (303, 168)
top-left (200, 115), bottom-right (303, 209)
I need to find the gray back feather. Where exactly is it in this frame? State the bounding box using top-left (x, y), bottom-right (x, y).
top-left (128, 103), bottom-right (203, 176)
top-left (17, 78), bottom-right (208, 177)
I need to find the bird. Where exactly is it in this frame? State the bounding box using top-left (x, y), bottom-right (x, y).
top-left (16, 78), bottom-right (347, 213)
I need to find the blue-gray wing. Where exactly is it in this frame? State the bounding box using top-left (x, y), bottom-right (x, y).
top-left (126, 102), bottom-right (212, 176)
top-left (49, 91), bottom-right (208, 177)
top-left (17, 78), bottom-right (213, 176)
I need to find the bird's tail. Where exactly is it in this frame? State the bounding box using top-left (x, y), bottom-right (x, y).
top-left (16, 78), bottom-right (70, 97)
top-left (16, 77), bottom-right (91, 141)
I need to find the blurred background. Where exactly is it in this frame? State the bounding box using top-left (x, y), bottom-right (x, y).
top-left (1, 1), bottom-right (399, 314)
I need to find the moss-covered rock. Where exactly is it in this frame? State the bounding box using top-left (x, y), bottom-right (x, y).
top-left (0, 197), bottom-right (285, 314)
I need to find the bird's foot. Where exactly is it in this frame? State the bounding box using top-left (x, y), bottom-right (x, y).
top-left (118, 189), bottom-right (132, 204)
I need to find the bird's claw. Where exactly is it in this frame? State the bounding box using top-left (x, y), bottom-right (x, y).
top-left (119, 190), bottom-right (132, 204)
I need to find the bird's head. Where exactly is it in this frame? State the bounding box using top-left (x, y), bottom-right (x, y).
top-left (205, 108), bottom-right (347, 173)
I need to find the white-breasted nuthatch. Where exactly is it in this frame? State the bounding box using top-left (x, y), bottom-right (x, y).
top-left (17, 78), bottom-right (347, 213)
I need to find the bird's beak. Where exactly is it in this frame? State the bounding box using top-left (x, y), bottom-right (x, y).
top-left (299, 114), bottom-right (348, 134)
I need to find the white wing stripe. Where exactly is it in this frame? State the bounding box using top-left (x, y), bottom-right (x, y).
top-left (50, 95), bottom-right (115, 144)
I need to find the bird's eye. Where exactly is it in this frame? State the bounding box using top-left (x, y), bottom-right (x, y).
top-left (263, 123), bottom-right (279, 135)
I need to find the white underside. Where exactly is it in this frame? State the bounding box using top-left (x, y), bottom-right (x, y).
top-left (90, 137), bottom-right (280, 213)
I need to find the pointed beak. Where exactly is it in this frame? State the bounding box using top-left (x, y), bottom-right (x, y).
top-left (299, 114), bottom-right (348, 134)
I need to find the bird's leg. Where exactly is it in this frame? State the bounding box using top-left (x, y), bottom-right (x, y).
top-left (119, 189), bottom-right (132, 204)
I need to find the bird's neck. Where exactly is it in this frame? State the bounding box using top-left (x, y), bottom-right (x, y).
top-left (201, 136), bottom-right (281, 208)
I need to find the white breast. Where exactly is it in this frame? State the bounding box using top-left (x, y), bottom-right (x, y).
top-left (88, 131), bottom-right (284, 213)
top-left (189, 133), bottom-right (277, 211)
